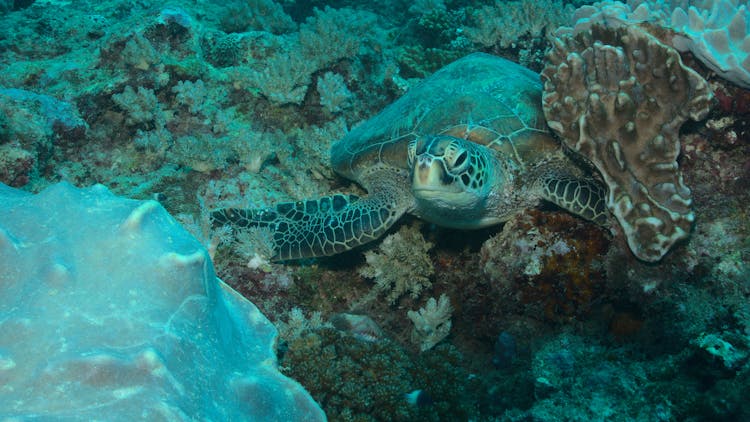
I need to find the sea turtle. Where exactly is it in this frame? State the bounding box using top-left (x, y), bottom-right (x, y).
top-left (212, 53), bottom-right (607, 260)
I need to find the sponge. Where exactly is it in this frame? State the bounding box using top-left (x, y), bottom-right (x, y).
top-left (0, 182), bottom-right (325, 421)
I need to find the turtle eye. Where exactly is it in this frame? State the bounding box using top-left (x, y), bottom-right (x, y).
top-left (454, 151), bottom-right (467, 168)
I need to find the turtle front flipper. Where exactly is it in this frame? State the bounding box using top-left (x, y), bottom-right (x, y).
top-left (212, 192), bottom-right (409, 261)
top-left (540, 177), bottom-right (608, 225)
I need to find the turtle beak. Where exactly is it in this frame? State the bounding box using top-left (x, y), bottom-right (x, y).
top-left (412, 156), bottom-right (447, 190)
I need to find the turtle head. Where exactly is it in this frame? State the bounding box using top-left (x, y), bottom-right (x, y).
top-left (408, 135), bottom-right (502, 227)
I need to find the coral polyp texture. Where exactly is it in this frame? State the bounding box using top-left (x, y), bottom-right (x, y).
top-left (567, 1), bottom-right (750, 90)
top-left (671, 0), bottom-right (750, 89)
top-left (542, 24), bottom-right (713, 262)
top-left (408, 294), bottom-right (453, 351)
top-left (0, 182), bottom-right (324, 421)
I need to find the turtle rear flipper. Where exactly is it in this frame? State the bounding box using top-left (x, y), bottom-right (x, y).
top-left (212, 192), bottom-right (409, 261)
top-left (540, 177), bottom-right (608, 225)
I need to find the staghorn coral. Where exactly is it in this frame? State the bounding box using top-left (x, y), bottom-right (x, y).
top-left (542, 24), bottom-right (713, 262)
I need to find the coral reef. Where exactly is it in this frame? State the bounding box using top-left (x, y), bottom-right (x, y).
top-left (280, 327), bottom-right (484, 422)
top-left (571, 1), bottom-right (750, 88)
top-left (464, 0), bottom-right (572, 51)
top-left (481, 209), bottom-right (610, 322)
top-left (317, 71), bottom-right (354, 114)
top-left (542, 23), bottom-right (713, 262)
top-left (0, 143), bottom-right (34, 187)
top-left (1, 0), bottom-right (749, 420)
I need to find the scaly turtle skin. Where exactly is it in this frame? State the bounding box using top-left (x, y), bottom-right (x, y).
top-left (213, 53), bottom-right (607, 260)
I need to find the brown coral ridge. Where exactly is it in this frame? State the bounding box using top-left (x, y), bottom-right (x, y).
top-left (541, 24), bottom-right (713, 262)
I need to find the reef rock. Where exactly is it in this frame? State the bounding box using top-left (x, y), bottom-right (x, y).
top-left (0, 182), bottom-right (325, 421)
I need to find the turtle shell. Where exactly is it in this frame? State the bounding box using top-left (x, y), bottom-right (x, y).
top-left (331, 53), bottom-right (560, 182)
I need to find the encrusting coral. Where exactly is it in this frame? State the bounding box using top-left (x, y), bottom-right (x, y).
top-left (480, 209), bottom-right (610, 321)
top-left (670, 0), bottom-right (750, 89)
top-left (542, 23), bottom-right (713, 262)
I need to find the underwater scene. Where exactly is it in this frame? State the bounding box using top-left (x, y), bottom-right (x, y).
top-left (1, 0), bottom-right (749, 420)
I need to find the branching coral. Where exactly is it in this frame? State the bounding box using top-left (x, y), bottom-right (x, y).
top-left (245, 53), bottom-right (314, 105)
top-left (172, 79), bottom-right (227, 116)
top-left (171, 134), bottom-right (234, 172)
top-left (542, 24), bottom-right (713, 262)
top-left (298, 6), bottom-right (377, 68)
top-left (464, 0), bottom-right (572, 48)
top-left (111, 85), bottom-right (166, 127)
top-left (360, 224), bottom-right (434, 304)
top-left (317, 71), bottom-right (353, 114)
top-left (217, 0), bottom-right (296, 34)
top-left (408, 294), bottom-right (453, 352)
top-left (276, 307), bottom-right (329, 342)
top-left (240, 6), bottom-right (379, 105)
